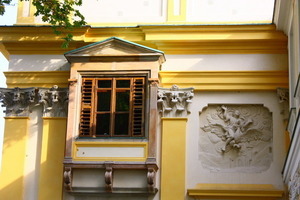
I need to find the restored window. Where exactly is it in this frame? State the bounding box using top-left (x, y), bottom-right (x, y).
top-left (79, 76), bottom-right (145, 137)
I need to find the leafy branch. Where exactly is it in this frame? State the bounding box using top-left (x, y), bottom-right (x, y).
top-left (0, 0), bottom-right (87, 48)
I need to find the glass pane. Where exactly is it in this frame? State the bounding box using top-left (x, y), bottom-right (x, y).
top-left (116, 80), bottom-right (130, 88)
top-left (97, 90), bottom-right (111, 111)
top-left (116, 90), bottom-right (130, 111)
top-left (96, 114), bottom-right (110, 136)
top-left (98, 80), bottom-right (111, 88)
top-left (114, 113), bottom-right (129, 136)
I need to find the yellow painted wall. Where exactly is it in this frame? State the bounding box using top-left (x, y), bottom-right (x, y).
top-left (161, 118), bottom-right (187, 200)
top-left (38, 117), bottom-right (67, 200)
top-left (0, 117), bottom-right (28, 200)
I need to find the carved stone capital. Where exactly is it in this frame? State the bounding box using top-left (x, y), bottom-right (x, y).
top-left (38, 85), bottom-right (69, 117)
top-left (158, 85), bottom-right (194, 117)
top-left (0, 86), bottom-right (69, 117)
top-left (0, 87), bottom-right (36, 116)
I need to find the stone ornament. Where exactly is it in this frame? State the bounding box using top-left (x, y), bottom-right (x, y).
top-left (157, 85), bottom-right (194, 117)
top-left (289, 162), bottom-right (300, 200)
top-left (0, 86), bottom-right (68, 117)
top-left (38, 85), bottom-right (69, 117)
top-left (277, 87), bottom-right (289, 121)
top-left (0, 87), bottom-right (36, 116)
top-left (199, 104), bottom-right (273, 173)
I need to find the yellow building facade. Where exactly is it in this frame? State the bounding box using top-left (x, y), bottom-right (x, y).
top-left (0, 0), bottom-right (298, 200)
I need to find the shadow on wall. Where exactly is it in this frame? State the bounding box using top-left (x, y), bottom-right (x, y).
top-left (9, 55), bottom-right (70, 71)
top-left (0, 114), bottom-right (67, 200)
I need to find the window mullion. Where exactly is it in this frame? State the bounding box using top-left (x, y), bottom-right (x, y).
top-left (91, 79), bottom-right (97, 138)
top-left (129, 78), bottom-right (133, 136)
top-left (111, 78), bottom-right (116, 136)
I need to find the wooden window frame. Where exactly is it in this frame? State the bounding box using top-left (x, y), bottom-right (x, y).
top-left (79, 75), bottom-right (147, 138)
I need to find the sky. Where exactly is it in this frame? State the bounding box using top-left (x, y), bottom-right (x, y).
top-left (0, 1), bottom-right (18, 168)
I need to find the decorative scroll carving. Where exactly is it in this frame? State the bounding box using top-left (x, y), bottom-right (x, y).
top-left (0, 87), bottom-right (36, 116)
top-left (289, 162), bottom-right (300, 200)
top-left (38, 85), bottom-right (69, 117)
top-left (147, 168), bottom-right (156, 193)
top-left (105, 163), bottom-right (113, 192)
top-left (199, 104), bottom-right (273, 173)
top-left (277, 88), bottom-right (289, 121)
top-left (64, 167), bottom-right (72, 192)
top-left (158, 85), bottom-right (194, 117)
top-left (149, 78), bottom-right (159, 87)
top-left (68, 79), bottom-right (77, 86)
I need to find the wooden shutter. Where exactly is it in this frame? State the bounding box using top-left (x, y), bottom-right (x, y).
top-left (131, 78), bottom-right (145, 136)
top-left (79, 78), bottom-right (94, 137)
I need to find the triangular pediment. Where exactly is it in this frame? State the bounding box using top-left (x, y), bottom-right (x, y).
top-left (65, 37), bottom-right (165, 63)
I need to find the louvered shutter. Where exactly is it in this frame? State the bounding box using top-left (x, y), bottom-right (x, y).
top-left (79, 78), bottom-right (94, 137)
top-left (131, 78), bottom-right (145, 136)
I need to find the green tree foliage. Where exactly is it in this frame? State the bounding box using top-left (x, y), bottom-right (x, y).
top-left (0, 0), bottom-right (87, 47)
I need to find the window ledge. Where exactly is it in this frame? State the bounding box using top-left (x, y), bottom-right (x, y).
top-left (69, 187), bottom-right (158, 196)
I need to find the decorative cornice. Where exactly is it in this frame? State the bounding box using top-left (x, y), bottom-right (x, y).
top-left (0, 25), bottom-right (287, 57)
top-left (159, 71), bottom-right (289, 91)
top-left (158, 84), bottom-right (194, 117)
top-left (0, 86), bottom-right (68, 117)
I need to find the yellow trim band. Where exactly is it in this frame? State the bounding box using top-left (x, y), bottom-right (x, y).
top-left (4, 71), bottom-right (69, 88)
top-left (159, 71), bottom-right (288, 91)
top-left (188, 184), bottom-right (283, 199)
top-left (0, 25), bottom-right (287, 55)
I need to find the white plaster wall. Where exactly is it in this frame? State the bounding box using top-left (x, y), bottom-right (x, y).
top-left (23, 106), bottom-right (43, 200)
top-left (162, 54), bottom-right (288, 71)
top-left (33, 0), bottom-right (166, 25)
top-left (187, 0), bottom-right (275, 23)
top-left (8, 53), bottom-right (288, 72)
top-left (186, 91), bottom-right (286, 191)
top-left (8, 55), bottom-right (69, 71)
top-left (72, 169), bottom-right (106, 188)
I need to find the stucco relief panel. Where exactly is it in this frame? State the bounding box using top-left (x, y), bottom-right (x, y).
top-left (199, 104), bottom-right (273, 173)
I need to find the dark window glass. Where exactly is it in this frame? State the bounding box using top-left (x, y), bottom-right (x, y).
top-left (96, 114), bottom-right (110, 136)
top-left (97, 90), bottom-right (111, 111)
top-left (116, 90), bottom-right (130, 111)
top-left (98, 80), bottom-right (112, 88)
top-left (114, 113), bottom-right (129, 135)
top-left (116, 80), bottom-right (130, 88)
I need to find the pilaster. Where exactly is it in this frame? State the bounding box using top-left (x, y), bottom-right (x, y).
top-left (158, 85), bottom-right (193, 200)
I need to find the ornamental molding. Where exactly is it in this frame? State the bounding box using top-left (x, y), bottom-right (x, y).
top-left (199, 104), bottom-right (273, 173)
top-left (289, 162), bottom-right (300, 200)
top-left (157, 84), bottom-right (194, 117)
top-left (0, 86), bottom-right (68, 117)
